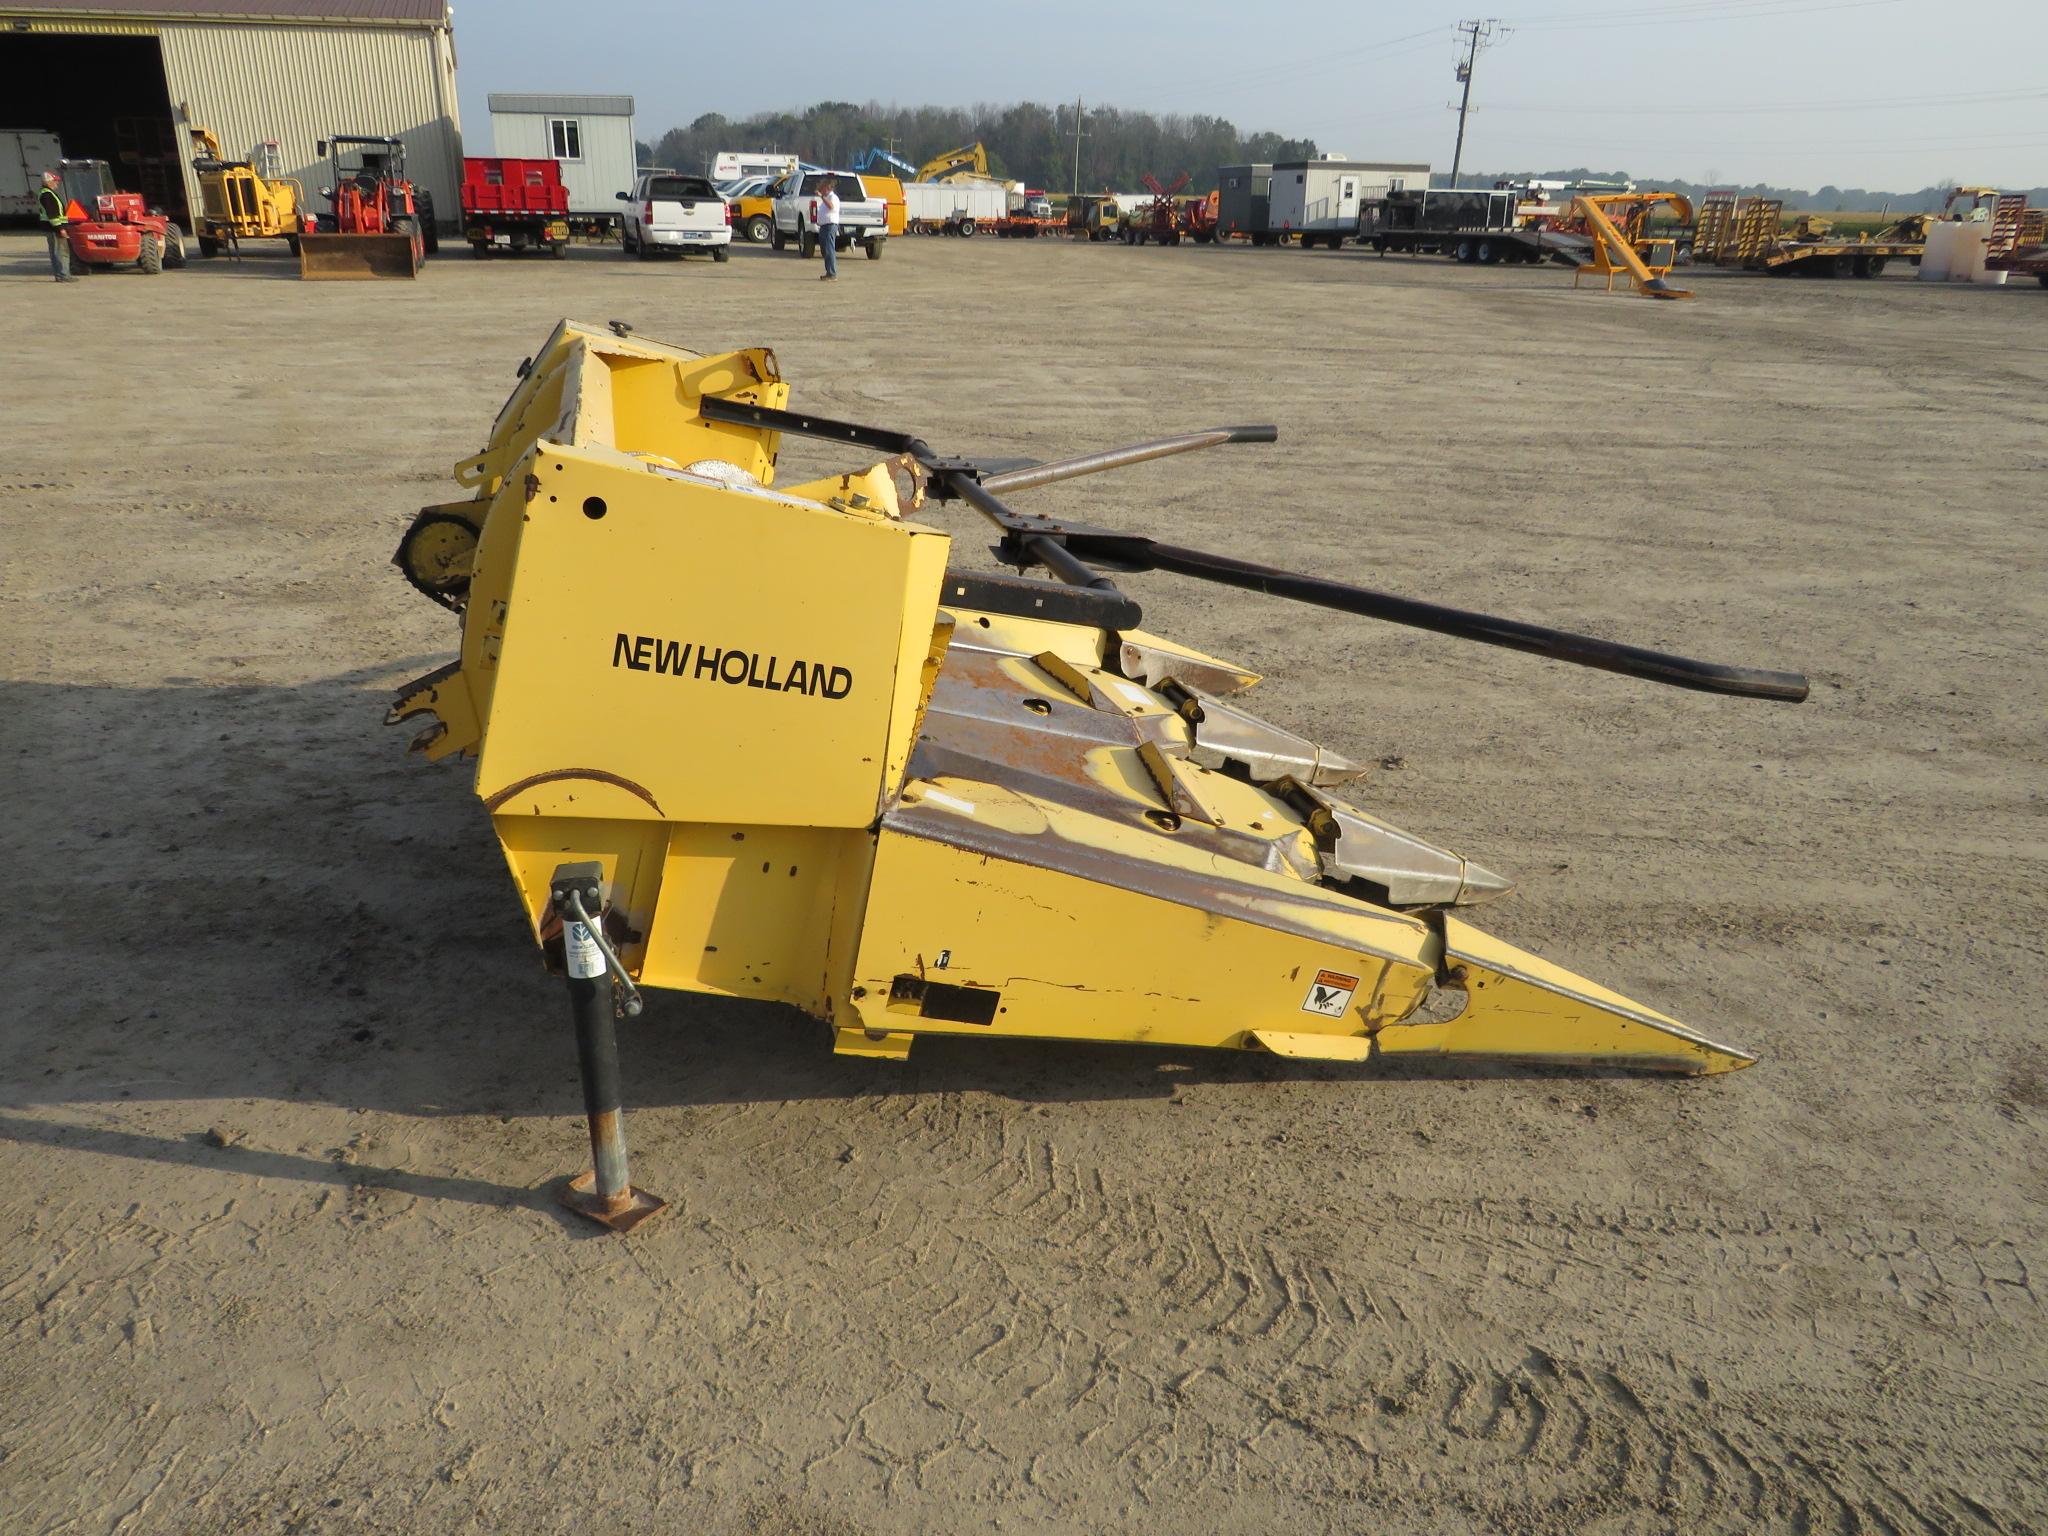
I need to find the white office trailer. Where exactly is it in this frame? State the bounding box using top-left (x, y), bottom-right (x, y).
top-left (1268, 155), bottom-right (1432, 247)
top-left (488, 93), bottom-right (636, 226)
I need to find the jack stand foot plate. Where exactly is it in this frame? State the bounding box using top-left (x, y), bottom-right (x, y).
top-left (559, 1170), bottom-right (668, 1233)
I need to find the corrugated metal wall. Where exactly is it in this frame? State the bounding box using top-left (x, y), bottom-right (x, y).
top-left (488, 108), bottom-right (636, 217)
top-left (157, 20), bottom-right (462, 228)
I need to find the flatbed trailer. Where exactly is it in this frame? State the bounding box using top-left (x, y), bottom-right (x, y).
top-left (1357, 190), bottom-right (1580, 266)
top-left (1694, 195), bottom-right (1920, 278)
top-left (1986, 197), bottom-right (2048, 286)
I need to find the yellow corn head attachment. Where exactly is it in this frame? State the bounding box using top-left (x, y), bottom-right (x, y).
top-left (389, 322), bottom-right (1807, 1228)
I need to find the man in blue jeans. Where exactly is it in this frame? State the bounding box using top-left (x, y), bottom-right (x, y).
top-left (38, 171), bottom-right (74, 282)
top-left (815, 173), bottom-right (839, 281)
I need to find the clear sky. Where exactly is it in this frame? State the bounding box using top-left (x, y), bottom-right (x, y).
top-left (453, 0), bottom-right (2047, 191)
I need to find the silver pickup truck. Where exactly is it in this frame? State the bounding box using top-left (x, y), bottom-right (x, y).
top-left (771, 172), bottom-right (887, 260)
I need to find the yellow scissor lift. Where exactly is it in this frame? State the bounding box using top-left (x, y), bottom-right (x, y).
top-left (387, 322), bottom-right (1809, 1230)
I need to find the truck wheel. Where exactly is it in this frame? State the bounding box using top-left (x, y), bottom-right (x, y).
top-left (1476, 240), bottom-right (1496, 264)
top-left (164, 225), bottom-right (187, 268)
top-left (713, 244), bottom-right (730, 263)
top-left (959, 218), bottom-right (977, 238)
top-left (1455, 238), bottom-right (1475, 263)
top-left (471, 241), bottom-right (490, 259)
top-left (1867, 256), bottom-right (1887, 277)
top-left (769, 225), bottom-right (785, 251)
top-left (865, 238), bottom-right (882, 260)
top-left (745, 214), bottom-right (771, 244)
top-left (799, 227), bottom-right (815, 257)
top-left (138, 232), bottom-right (164, 274)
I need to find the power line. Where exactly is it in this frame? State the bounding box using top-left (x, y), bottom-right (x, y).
top-left (1514, 0), bottom-right (1906, 30)
top-left (1480, 85), bottom-right (2047, 115)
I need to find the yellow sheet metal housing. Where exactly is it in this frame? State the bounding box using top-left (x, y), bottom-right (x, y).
top-left (390, 321), bottom-right (1755, 1075)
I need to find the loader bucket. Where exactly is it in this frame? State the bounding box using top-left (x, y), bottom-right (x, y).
top-left (298, 231), bottom-right (419, 280)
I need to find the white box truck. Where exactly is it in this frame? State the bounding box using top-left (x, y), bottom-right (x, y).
top-left (903, 180), bottom-right (1007, 237)
top-left (2, 129), bottom-right (64, 219)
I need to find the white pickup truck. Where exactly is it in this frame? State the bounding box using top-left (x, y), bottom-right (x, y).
top-left (617, 170), bottom-right (732, 262)
top-left (771, 172), bottom-right (887, 260)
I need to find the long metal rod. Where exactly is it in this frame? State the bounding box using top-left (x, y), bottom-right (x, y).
top-left (1084, 537), bottom-right (1808, 701)
top-left (980, 425), bottom-right (1279, 495)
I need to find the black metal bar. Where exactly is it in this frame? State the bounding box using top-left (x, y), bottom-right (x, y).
top-left (1063, 535), bottom-right (1809, 702)
top-left (979, 425), bottom-right (1280, 495)
top-left (696, 396), bottom-right (929, 458)
top-left (549, 863), bottom-right (666, 1234)
top-left (939, 568), bottom-right (1143, 629)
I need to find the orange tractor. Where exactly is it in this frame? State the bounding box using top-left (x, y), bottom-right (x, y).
top-left (54, 158), bottom-right (187, 275)
top-left (299, 134), bottom-right (438, 279)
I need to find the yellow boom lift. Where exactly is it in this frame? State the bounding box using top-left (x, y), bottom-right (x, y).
top-left (389, 322), bottom-right (1808, 1230)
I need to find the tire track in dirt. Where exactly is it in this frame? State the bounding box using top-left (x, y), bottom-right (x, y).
top-left (685, 1090), bottom-right (2040, 1531)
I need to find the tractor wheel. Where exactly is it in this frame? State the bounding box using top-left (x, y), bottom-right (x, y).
top-left (745, 213), bottom-right (771, 244)
top-left (198, 233), bottom-right (221, 258)
top-left (712, 243), bottom-right (730, 263)
top-left (138, 232), bottom-right (164, 274)
top-left (865, 238), bottom-right (882, 260)
top-left (164, 225), bottom-right (187, 268)
top-left (417, 192), bottom-right (439, 253)
top-left (285, 234), bottom-right (300, 257)
top-left (391, 215), bottom-right (419, 264)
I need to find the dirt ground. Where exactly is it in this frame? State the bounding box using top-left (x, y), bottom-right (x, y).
top-left (2, 230), bottom-right (2043, 1536)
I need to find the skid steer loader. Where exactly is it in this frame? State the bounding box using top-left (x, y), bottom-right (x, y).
top-left (389, 322), bottom-right (1808, 1230)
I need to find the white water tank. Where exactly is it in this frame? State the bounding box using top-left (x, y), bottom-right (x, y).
top-left (1919, 220), bottom-right (1955, 281)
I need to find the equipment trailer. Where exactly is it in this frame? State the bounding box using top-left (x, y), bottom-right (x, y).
top-left (1693, 195), bottom-right (1920, 278)
top-left (1358, 188), bottom-right (1579, 265)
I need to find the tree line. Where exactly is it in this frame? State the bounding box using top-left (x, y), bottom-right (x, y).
top-left (640, 100), bottom-right (1317, 193)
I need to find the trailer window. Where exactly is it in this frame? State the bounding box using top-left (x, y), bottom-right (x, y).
top-left (549, 118), bottom-right (582, 161)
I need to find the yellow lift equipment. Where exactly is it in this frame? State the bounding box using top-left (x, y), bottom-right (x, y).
top-left (389, 322), bottom-right (1808, 1229)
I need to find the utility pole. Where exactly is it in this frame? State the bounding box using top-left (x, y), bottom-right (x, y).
top-left (1070, 97), bottom-right (1086, 198)
top-left (1449, 19), bottom-right (1500, 189)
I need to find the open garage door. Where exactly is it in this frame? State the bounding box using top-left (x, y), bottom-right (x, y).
top-left (0, 32), bottom-right (187, 228)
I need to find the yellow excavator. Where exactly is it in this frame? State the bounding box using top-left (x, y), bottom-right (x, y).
top-left (1568, 191), bottom-right (1694, 298)
top-left (915, 142), bottom-right (992, 183)
top-left (388, 322), bottom-right (1807, 1230)
top-left (188, 127), bottom-right (309, 256)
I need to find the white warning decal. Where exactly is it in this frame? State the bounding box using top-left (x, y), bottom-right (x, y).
top-left (1300, 968), bottom-right (1360, 1018)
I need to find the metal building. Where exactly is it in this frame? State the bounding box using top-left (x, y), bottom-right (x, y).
top-left (487, 93), bottom-right (636, 223)
top-left (0, 0), bottom-right (461, 231)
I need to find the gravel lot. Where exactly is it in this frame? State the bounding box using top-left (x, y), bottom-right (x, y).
top-left (2, 229), bottom-right (2043, 1535)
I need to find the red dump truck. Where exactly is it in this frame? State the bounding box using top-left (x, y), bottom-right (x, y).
top-left (461, 156), bottom-right (571, 258)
